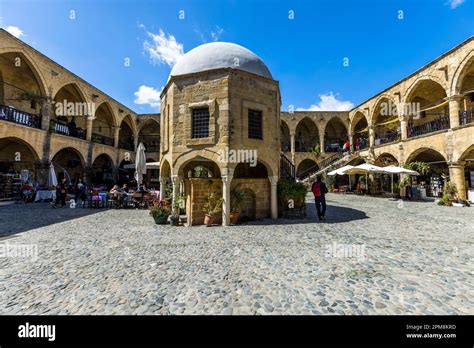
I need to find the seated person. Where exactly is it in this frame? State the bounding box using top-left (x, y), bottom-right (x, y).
top-left (109, 184), bottom-right (119, 195)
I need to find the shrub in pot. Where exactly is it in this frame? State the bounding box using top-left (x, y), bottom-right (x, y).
top-left (149, 204), bottom-right (170, 224)
top-left (170, 194), bottom-right (184, 226)
top-left (277, 180), bottom-right (307, 208)
top-left (203, 190), bottom-right (223, 226)
top-left (230, 188), bottom-right (245, 224)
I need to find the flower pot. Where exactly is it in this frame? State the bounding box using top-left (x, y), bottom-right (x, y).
top-left (230, 211), bottom-right (240, 224)
top-left (170, 216), bottom-right (180, 226)
top-left (204, 214), bottom-right (214, 226)
top-left (153, 214), bottom-right (169, 225)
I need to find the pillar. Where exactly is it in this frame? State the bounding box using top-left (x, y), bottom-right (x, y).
top-left (171, 175), bottom-right (180, 216)
top-left (269, 175), bottom-right (278, 219)
top-left (368, 125), bottom-right (375, 148)
top-left (449, 162), bottom-right (467, 200)
top-left (221, 174), bottom-right (232, 226)
top-left (113, 126), bottom-right (120, 148)
top-left (319, 130), bottom-right (325, 155)
top-left (159, 177), bottom-right (166, 200)
top-left (348, 133), bottom-right (354, 153)
top-left (40, 98), bottom-right (53, 131)
top-left (134, 133), bottom-right (139, 152)
top-left (400, 115), bottom-right (409, 141)
top-left (448, 95), bottom-right (462, 129)
top-left (290, 132), bottom-right (296, 163)
top-left (86, 117), bottom-right (93, 141)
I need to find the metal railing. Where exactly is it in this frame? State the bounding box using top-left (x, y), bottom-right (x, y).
top-left (459, 109), bottom-right (473, 126)
top-left (49, 119), bottom-right (86, 139)
top-left (92, 133), bottom-right (114, 147)
top-left (375, 132), bottom-right (400, 145)
top-left (0, 104), bottom-right (41, 129)
top-left (119, 140), bottom-right (134, 151)
top-left (408, 115), bottom-right (450, 138)
top-left (280, 153), bottom-right (296, 181)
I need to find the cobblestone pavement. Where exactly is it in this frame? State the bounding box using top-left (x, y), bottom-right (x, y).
top-left (0, 194), bottom-right (473, 315)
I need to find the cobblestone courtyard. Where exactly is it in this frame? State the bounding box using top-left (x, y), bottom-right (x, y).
top-left (0, 194), bottom-right (473, 315)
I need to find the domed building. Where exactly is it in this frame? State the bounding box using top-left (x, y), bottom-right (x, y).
top-left (159, 42), bottom-right (281, 225)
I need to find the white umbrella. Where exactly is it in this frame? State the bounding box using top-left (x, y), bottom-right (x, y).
top-left (345, 164), bottom-right (388, 194)
top-left (47, 163), bottom-right (58, 188)
top-left (135, 143), bottom-right (147, 187)
top-left (328, 165), bottom-right (355, 191)
top-left (382, 166), bottom-right (420, 195)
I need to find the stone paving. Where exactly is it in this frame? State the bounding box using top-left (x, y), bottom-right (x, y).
top-left (0, 194), bottom-right (473, 315)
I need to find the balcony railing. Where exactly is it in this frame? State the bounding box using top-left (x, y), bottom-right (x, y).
top-left (375, 132), bottom-right (400, 145)
top-left (49, 119), bottom-right (86, 139)
top-left (144, 143), bottom-right (160, 152)
top-left (0, 104), bottom-right (42, 129)
top-left (119, 140), bottom-right (134, 151)
top-left (92, 133), bottom-right (114, 147)
top-left (408, 115), bottom-right (450, 138)
top-left (459, 109), bottom-right (473, 126)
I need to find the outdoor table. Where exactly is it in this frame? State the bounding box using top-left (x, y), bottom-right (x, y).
top-left (34, 190), bottom-right (56, 202)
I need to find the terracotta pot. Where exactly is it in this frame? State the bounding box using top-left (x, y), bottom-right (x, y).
top-left (229, 211), bottom-right (240, 224)
top-left (204, 214), bottom-right (214, 226)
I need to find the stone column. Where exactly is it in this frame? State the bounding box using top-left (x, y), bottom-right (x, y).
top-left (269, 175), bottom-right (279, 219)
top-left (159, 177), bottom-right (166, 200)
top-left (171, 175), bottom-right (180, 216)
top-left (113, 126), bottom-right (121, 148)
top-left (40, 98), bottom-right (53, 131)
top-left (400, 115), bottom-right (409, 141)
top-left (134, 134), bottom-right (139, 152)
top-left (449, 161), bottom-right (467, 200)
top-left (86, 116), bottom-right (94, 141)
top-left (348, 133), bottom-right (354, 153)
top-left (368, 125), bottom-right (375, 148)
top-left (448, 95), bottom-right (462, 129)
top-left (319, 130), bottom-right (325, 155)
top-left (290, 132), bottom-right (296, 163)
top-left (221, 174), bottom-right (232, 226)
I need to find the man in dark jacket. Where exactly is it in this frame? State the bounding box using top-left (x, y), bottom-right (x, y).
top-left (311, 176), bottom-right (328, 221)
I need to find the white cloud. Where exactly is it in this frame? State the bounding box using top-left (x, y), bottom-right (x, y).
top-left (134, 85), bottom-right (163, 109)
top-left (210, 26), bottom-right (224, 41)
top-left (2, 25), bottom-right (25, 38)
top-left (296, 92), bottom-right (354, 112)
top-left (144, 29), bottom-right (184, 67)
top-left (446, 0), bottom-right (465, 9)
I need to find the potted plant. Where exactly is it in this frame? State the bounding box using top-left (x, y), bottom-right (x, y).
top-left (230, 188), bottom-right (245, 224)
top-left (149, 203), bottom-right (170, 224)
top-left (170, 193), bottom-right (183, 226)
top-left (443, 181), bottom-right (458, 205)
top-left (203, 189), bottom-right (223, 226)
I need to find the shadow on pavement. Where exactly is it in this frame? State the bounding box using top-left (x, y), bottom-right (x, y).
top-left (0, 202), bottom-right (106, 239)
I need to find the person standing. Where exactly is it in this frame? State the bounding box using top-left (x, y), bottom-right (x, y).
top-left (54, 178), bottom-right (68, 208)
top-left (311, 176), bottom-right (328, 221)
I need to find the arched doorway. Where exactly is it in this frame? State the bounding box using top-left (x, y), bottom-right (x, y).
top-left (92, 103), bottom-right (115, 146)
top-left (459, 145), bottom-right (474, 199)
top-left (119, 115), bottom-right (135, 151)
top-left (138, 119), bottom-right (160, 154)
top-left (455, 57), bottom-right (474, 125)
top-left (51, 147), bottom-right (84, 184)
top-left (145, 157), bottom-right (159, 189)
top-left (296, 158), bottom-right (318, 180)
top-left (0, 137), bottom-right (40, 199)
top-left (295, 118), bottom-right (319, 152)
top-left (405, 79), bottom-right (449, 137)
top-left (0, 52), bottom-right (46, 129)
top-left (407, 148), bottom-right (448, 197)
top-left (280, 121), bottom-right (291, 152)
top-left (324, 117), bottom-right (347, 152)
top-left (51, 83), bottom-right (88, 139)
top-left (232, 161), bottom-right (270, 221)
top-left (351, 112), bottom-right (369, 150)
top-left (91, 154), bottom-right (114, 187)
top-left (372, 98), bottom-right (400, 145)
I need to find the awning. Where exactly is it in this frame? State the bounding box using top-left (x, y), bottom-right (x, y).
top-left (345, 163), bottom-right (388, 175)
top-left (382, 166), bottom-right (419, 175)
top-left (123, 162), bottom-right (160, 169)
top-left (327, 165), bottom-right (354, 176)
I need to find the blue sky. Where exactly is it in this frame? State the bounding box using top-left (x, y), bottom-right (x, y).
top-left (1, 0), bottom-right (473, 113)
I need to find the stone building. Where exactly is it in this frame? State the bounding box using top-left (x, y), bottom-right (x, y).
top-left (1, 26), bottom-right (473, 222)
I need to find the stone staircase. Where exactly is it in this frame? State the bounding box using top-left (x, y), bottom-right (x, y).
top-left (302, 151), bottom-right (361, 183)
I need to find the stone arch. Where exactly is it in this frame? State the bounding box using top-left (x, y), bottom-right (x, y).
top-left (92, 102), bottom-right (116, 146)
top-left (374, 152), bottom-right (399, 166)
top-left (350, 110), bottom-right (369, 134)
top-left (403, 76), bottom-right (448, 106)
top-left (91, 153), bottom-right (115, 185)
top-left (458, 144), bottom-right (474, 162)
top-left (0, 136), bottom-right (41, 161)
top-left (350, 111), bottom-right (369, 149)
top-left (50, 146), bottom-right (86, 165)
top-left (91, 152), bottom-right (114, 166)
top-left (52, 82), bottom-right (90, 135)
top-left (138, 118), bottom-right (160, 153)
top-left (137, 117), bottom-right (160, 134)
top-left (118, 114), bottom-right (136, 150)
top-left (280, 119), bottom-right (291, 152)
top-left (371, 96), bottom-right (401, 144)
top-left (405, 146), bottom-right (447, 165)
top-left (0, 48), bottom-right (48, 97)
top-left (234, 161), bottom-right (269, 178)
top-left (173, 149), bottom-right (224, 177)
top-left (51, 147), bottom-right (85, 183)
top-left (324, 116), bottom-right (348, 150)
top-left (295, 117), bottom-right (319, 152)
top-left (296, 158), bottom-right (318, 178)
top-left (450, 49), bottom-right (474, 95)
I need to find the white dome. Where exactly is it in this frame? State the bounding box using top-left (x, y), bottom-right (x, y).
top-left (170, 42), bottom-right (272, 79)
